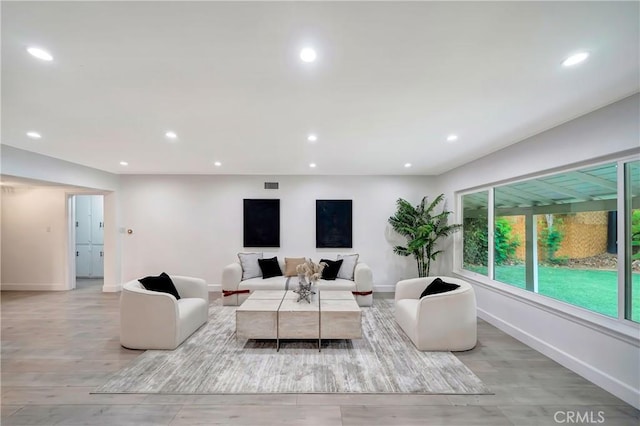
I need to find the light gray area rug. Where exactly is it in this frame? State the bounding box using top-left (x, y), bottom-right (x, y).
top-left (95, 299), bottom-right (490, 394)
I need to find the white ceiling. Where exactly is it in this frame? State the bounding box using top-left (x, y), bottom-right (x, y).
top-left (2, 1), bottom-right (639, 176)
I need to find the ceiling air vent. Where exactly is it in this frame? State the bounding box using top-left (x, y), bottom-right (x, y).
top-left (264, 182), bottom-right (279, 190)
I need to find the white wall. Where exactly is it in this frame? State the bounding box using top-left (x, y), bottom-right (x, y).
top-left (434, 93), bottom-right (640, 408)
top-left (119, 174), bottom-right (433, 290)
top-left (1, 145), bottom-right (119, 191)
top-left (1, 187), bottom-right (70, 290)
top-left (102, 191), bottom-right (123, 292)
top-left (1, 146), bottom-right (122, 291)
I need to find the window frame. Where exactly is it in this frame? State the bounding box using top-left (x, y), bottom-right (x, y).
top-left (454, 153), bottom-right (640, 342)
top-left (622, 160), bottom-right (639, 322)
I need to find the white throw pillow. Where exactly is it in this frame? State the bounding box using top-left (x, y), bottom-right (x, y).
top-left (337, 254), bottom-right (359, 280)
top-left (238, 252), bottom-right (263, 280)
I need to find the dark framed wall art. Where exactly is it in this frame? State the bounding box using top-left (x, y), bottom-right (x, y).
top-left (316, 199), bottom-right (352, 248)
top-left (243, 199), bottom-right (280, 247)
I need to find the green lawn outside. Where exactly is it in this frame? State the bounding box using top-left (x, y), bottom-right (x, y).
top-left (464, 264), bottom-right (640, 322)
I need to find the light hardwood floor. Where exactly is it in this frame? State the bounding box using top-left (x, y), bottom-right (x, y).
top-left (1, 280), bottom-right (638, 425)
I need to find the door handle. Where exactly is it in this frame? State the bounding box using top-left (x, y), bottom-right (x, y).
top-left (76, 221), bottom-right (79, 227)
top-left (76, 251), bottom-right (79, 257)
top-left (100, 251), bottom-right (103, 257)
top-left (99, 222), bottom-right (103, 228)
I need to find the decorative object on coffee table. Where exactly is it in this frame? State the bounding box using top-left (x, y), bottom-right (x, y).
top-left (295, 259), bottom-right (326, 284)
top-left (293, 259), bottom-right (325, 303)
top-left (293, 279), bottom-right (316, 303)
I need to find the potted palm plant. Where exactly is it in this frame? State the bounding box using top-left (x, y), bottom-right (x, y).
top-left (388, 194), bottom-right (461, 277)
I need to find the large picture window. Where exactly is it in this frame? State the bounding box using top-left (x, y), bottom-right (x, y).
top-left (460, 159), bottom-right (639, 323)
top-left (625, 160), bottom-right (640, 322)
top-left (493, 212), bottom-right (525, 289)
top-left (462, 191), bottom-right (488, 276)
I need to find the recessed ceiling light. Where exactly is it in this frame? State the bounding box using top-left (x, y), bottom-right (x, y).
top-left (165, 131), bottom-right (177, 139)
top-left (27, 47), bottom-right (53, 61)
top-left (26, 131), bottom-right (42, 139)
top-left (404, 163), bottom-right (412, 168)
top-left (562, 52), bottom-right (589, 67)
top-left (300, 48), bottom-right (317, 63)
top-left (213, 161), bottom-right (222, 167)
top-left (119, 161), bottom-right (128, 166)
top-left (446, 134), bottom-right (458, 142)
top-left (309, 163), bottom-right (317, 168)
top-left (307, 134), bottom-right (318, 142)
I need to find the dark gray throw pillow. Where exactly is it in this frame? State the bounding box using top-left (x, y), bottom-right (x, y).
top-left (258, 257), bottom-right (283, 279)
top-left (139, 272), bottom-right (181, 300)
top-left (320, 259), bottom-right (343, 280)
top-left (420, 278), bottom-right (460, 298)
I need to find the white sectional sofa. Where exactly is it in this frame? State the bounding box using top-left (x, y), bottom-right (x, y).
top-left (222, 257), bottom-right (373, 307)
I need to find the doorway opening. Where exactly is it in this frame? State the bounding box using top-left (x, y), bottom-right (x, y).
top-left (73, 194), bottom-right (104, 289)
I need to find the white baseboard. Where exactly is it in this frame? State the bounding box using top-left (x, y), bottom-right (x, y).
top-left (102, 284), bottom-right (122, 293)
top-left (208, 284), bottom-right (222, 292)
top-left (478, 307), bottom-right (640, 410)
top-left (0, 283), bottom-right (68, 291)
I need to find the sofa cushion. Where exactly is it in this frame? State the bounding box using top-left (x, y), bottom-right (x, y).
top-left (320, 259), bottom-right (343, 280)
top-left (239, 276), bottom-right (289, 291)
top-left (317, 278), bottom-right (356, 291)
top-left (420, 278), bottom-right (460, 298)
top-left (258, 256), bottom-right (283, 279)
top-left (138, 272), bottom-right (181, 300)
top-left (337, 254), bottom-right (359, 280)
top-left (284, 257), bottom-right (306, 277)
top-left (238, 252), bottom-right (263, 280)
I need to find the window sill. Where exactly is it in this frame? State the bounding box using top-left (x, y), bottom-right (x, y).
top-left (453, 268), bottom-right (640, 346)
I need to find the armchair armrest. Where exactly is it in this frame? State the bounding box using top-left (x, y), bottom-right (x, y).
top-left (120, 284), bottom-right (179, 349)
top-left (172, 275), bottom-right (208, 301)
top-left (395, 278), bottom-right (429, 302)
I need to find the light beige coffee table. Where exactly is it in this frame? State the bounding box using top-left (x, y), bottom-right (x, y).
top-left (235, 290), bottom-right (362, 351)
top-left (278, 291), bottom-right (320, 342)
top-left (235, 290), bottom-right (286, 340)
top-left (320, 291), bottom-right (363, 340)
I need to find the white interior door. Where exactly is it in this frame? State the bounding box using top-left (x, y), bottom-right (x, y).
top-left (76, 244), bottom-right (92, 277)
top-left (74, 195), bottom-right (105, 280)
top-left (91, 196), bottom-right (104, 245)
top-left (75, 196), bottom-right (91, 244)
top-left (91, 245), bottom-right (104, 278)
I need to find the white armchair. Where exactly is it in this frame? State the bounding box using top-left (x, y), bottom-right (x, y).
top-left (120, 275), bottom-right (209, 350)
top-left (395, 276), bottom-right (477, 351)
